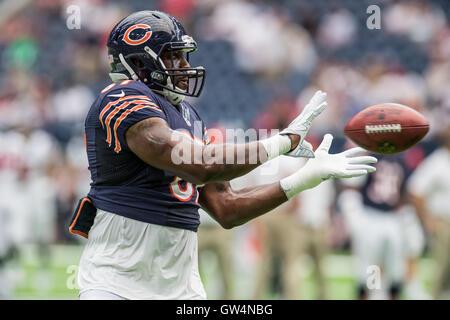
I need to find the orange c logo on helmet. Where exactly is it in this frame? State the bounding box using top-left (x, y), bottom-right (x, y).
top-left (123, 24), bottom-right (152, 46)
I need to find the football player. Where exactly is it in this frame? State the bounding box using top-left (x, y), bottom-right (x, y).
top-left (339, 149), bottom-right (426, 300)
top-left (75, 10), bottom-right (377, 299)
top-left (408, 119), bottom-right (450, 299)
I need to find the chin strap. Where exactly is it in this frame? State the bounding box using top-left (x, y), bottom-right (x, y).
top-left (109, 72), bottom-right (130, 82)
top-left (153, 87), bottom-right (186, 105)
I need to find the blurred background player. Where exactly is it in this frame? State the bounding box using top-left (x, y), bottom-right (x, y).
top-left (249, 156), bottom-right (302, 300)
top-left (397, 202), bottom-right (429, 300)
top-left (242, 147), bottom-right (334, 301)
top-left (339, 149), bottom-right (423, 300)
top-left (198, 208), bottom-right (234, 300)
top-left (0, 205), bottom-right (16, 299)
top-left (197, 126), bottom-right (234, 300)
top-left (249, 105), bottom-right (333, 300)
top-left (247, 104), bottom-right (304, 300)
top-left (0, 124), bottom-right (59, 296)
top-left (295, 176), bottom-right (334, 300)
top-left (408, 113), bottom-right (450, 299)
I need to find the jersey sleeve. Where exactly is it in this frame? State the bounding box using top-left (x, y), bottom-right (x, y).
top-left (98, 89), bottom-right (166, 153)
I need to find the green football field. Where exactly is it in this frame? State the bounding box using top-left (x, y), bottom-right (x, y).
top-left (3, 244), bottom-right (435, 300)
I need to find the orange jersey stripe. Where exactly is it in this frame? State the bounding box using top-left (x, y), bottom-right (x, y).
top-left (100, 83), bottom-right (116, 94)
top-left (99, 95), bottom-right (154, 127)
top-left (112, 104), bottom-right (159, 153)
top-left (105, 100), bottom-right (161, 145)
top-left (105, 101), bottom-right (131, 145)
top-left (120, 80), bottom-right (132, 85)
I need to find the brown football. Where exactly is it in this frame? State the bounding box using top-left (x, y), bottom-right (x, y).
top-left (344, 103), bottom-right (429, 154)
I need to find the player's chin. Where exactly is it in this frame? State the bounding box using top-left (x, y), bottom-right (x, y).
top-left (176, 80), bottom-right (188, 91)
top-left (173, 74), bottom-right (188, 89)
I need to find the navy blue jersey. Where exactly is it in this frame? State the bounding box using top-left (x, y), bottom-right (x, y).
top-left (84, 80), bottom-right (208, 232)
top-left (361, 153), bottom-right (412, 213)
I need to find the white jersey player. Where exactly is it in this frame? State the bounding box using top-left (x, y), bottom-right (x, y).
top-left (407, 127), bottom-right (450, 299)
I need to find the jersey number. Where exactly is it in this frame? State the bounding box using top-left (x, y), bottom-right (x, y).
top-left (367, 160), bottom-right (403, 206)
top-left (169, 176), bottom-right (195, 202)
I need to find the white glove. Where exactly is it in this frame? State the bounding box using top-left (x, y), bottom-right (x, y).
top-left (289, 139), bottom-right (314, 158)
top-left (259, 90), bottom-right (327, 161)
top-left (281, 90), bottom-right (327, 158)
top-left (280, 134), bottom-right (377, 199)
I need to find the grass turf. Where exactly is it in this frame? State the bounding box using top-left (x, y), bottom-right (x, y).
top-left (3, 244), bottom-right (435, 300)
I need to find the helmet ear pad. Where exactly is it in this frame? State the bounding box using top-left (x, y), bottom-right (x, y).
top-left (127, 54), bottom-right (183, 93)
top-left (128, 55), bottom-right (167, 86)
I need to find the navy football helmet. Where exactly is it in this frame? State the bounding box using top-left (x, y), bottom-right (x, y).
top-left (107, 10), bottom-right (205, 105)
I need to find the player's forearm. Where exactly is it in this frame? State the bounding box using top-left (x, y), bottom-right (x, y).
top-left (169, 132), bottom-right (293, 184)
top-left (205, 182), bottom-right (288, 229)
top-left (229, 183), bottom-right (289, 227)
top-left (174, 132), bottom-right (302, 183)
top-left (127, 119), bottom-right (270, 184)
top-left (162, 138), bottom-right (267, 184)
top-left (197, 141), bottom-right (268, 182)
top-left (127, 118), bottom-right (298, 185)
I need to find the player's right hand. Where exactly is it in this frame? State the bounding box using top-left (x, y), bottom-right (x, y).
top-left (309, 134), bottom-right (377, 181)
top-left (280, 90), bottom-right (327, 158)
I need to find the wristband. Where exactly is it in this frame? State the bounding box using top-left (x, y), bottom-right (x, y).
top-left (259, 134), bottom-right (291, 162)
top-left (279, 167), bottom-right (322, 199)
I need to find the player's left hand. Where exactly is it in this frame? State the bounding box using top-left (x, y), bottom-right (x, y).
top-left (280, 134), bottom-right (377, 199)
top-left (280, 90), bottom-right (327, 158)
